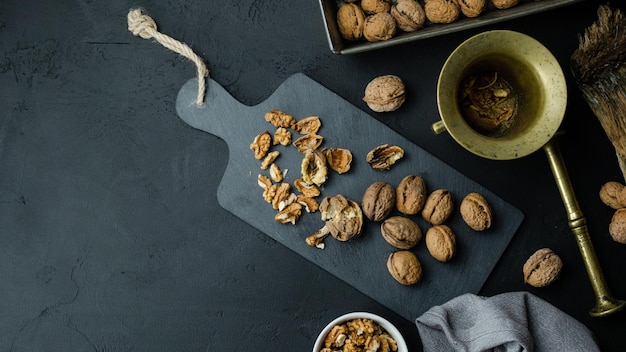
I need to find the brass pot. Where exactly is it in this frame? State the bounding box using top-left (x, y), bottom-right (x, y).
top-left (433, 30), bottom-right (566, 160)
top-left (433, 30), bottom-right (624, 317)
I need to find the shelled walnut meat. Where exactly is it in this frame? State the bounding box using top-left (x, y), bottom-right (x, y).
top-left (320, 318), bottom-right (398, 352)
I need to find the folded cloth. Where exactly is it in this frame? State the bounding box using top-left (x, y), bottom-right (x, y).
top-left (415, 291), bottom-right (600, 352)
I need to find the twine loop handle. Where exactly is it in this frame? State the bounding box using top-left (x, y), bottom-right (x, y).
top-left (127, 8), bottom-right (208, 107)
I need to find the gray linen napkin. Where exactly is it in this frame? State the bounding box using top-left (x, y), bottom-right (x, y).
top-left (415, 291), bottom-right (600, 352)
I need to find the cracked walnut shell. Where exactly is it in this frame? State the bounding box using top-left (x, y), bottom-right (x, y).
top-left (324, 148), bottom-right (352, 174)
top-left (363, 12), bottom-right (397, 43)
top-left (366, 144), bottom-right (404, 170)
top-left (319, 194), bottom-right (363, 241)
top-left (363, 75), bottom-right (406, 112)
top-left (337, 3), bottom-right (366, 41)
top-left (391, 0), bottom-right (426, 32)
top-left (293, 116), bottom-right (321, 135)
top-left (294, 133), bottom-right (324, 153)
top-left (301, 149), bottom-right (328, 187)
top-left (387, 250), bottom-right (422, 285)
top-left (424, 0), bottom-right (460, 24)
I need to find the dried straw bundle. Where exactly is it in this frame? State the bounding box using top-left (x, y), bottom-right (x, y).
top-left (571, 4), bottom-right (626, 182)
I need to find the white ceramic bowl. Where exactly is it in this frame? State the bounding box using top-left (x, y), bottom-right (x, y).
top-left (312, 312), bottom-right (408, 352)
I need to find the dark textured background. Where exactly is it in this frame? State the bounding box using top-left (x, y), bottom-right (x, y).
top-left (1, 0), bottom-right (625, 351)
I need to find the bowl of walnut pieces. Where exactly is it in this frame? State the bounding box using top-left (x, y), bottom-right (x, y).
top-left (312, 312), bottom-right (408, 352)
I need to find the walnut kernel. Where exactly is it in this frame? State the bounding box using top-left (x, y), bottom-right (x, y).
top-left (273, 127), bottom-right (291, 146)
top-left (274, 202), bottom-right (302, 225)
top-left (264, 109), bottom-right (295, 128)
top-left (250, 131), bottom-right (272, 160)
top-left (294, 178), bottom-right (321, 198)
top-left (260, 150), bottom-right (280, 170)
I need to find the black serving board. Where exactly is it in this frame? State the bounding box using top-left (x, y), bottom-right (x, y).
top-left (176, 73), bottom-right (524, 321)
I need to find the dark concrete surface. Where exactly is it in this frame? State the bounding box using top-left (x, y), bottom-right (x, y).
top-left (1, 0), bottom-right (625, 351)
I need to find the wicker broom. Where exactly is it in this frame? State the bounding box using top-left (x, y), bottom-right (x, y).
top-left (571, 4), bottom-right (626, 182)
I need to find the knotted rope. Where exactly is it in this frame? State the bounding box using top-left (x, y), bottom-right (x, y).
top-left (127, 8), bottom-right (209, 106)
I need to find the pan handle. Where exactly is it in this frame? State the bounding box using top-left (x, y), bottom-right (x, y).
top-left (543, 137), bottom-right (625, 317)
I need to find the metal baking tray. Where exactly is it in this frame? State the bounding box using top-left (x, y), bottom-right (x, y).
top-left (318, 0), bottom-right (584, 54)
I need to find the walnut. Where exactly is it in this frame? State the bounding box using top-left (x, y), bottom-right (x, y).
top-left (297, 194), bottom-right (319, 213)
top-left (609, 208), bottom-right (626, 244)
top-left (387, 250), bottom-right (423, 285)
top-left (273, 127), bottom-right (292, 146)
top-left (362, 181), bottom-right (396, 222)
top-left (361, 0), bottom-right (392, 15)
top-left (422, 189), bottom-right (454, 225)
top-left (260, 150), bottom-right (280, 170)
top-left (319, 194), bottom-right (363, 241)
top-left (264, 109), bottom-right (295, 128)
top-left (293, 115), bottom-right (321, 135)
top-left (257, 174), bottom-right (272, 190)
top-left (363, 75), bottom-right (406, 112)
top-left (271, 182), bottom-right (295, 210)
top-left (269, 163), bottom-right (283, 183)
top-left (523, 248), bottom-right (563, 287)
top-left (263, 184), bottom-right (278, 203)
top-left (294, 133), bottom-right (324, 153)
top-left (363, 12), bottom-right (397, 43)
top-left (337, 3), bottom-right (366, 41)
top-left (324, 324), bottom-right (348, 349)
top-left (396, 175), bottom-right (427, 215)
top-left (391, 0), bottom-right (426, 32)
top-left (306, 226), bottom-right (330, 249)
top-left (460, 192), bottom-right (493, 231)
top-left (424, 0), bottom-right (460, 24)
top-left (366, 144), bottom-right (405, 170)
top-left (599, 181), bottom-right (626, 210)
top-left (293, 178), bottom-right (321, 197)
top-left (455, 0), bottom-right (485, 18)
top-left (491, 0), bottom-right (520, 10)
top-left (425, 225), bottom-right (456, 262)
top-left (250, 131), bottom-right (272, 160)
top-left (324, 148), bottom-right (353, 174)
top-left (274, 202), bottom-right (303, 225)
top-left (301, 149), bottom-right (328, 187)
top-left (381, 216), bottom-right (422, 249)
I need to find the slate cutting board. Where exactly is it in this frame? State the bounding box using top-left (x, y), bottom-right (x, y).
top-left (176, 73), bottom-right (524, 321)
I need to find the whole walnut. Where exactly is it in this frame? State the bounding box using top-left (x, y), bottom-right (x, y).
top-left (381, 216), bottom-right (422, 249)
top-left (337, 3), bottom-right (366, 41)
top-left (361, 0), bottom-right (392, 15)
top-left (363, 75), bottom-right (406, 112)
top-left (599, 181), bottom-right (626, 210)
top-left (422, 189), bottom-right (454, 225)
top-left (491, 0), bottom-right (520, 10)
top-left (460, 192), bottom-right (492, 231)
top-left (523, 248), bottom-right (563, 287)
top-left (362, 181), bottom-right (396, 222)
top-left (455, 0), bottom-right (486, 18)
top-left (391, 0), bottom-right (426, 32)
top-left (387, 250), bottom-right (423, 285)
top-left (424, 0), bottom-right (460, 24)
top-left (396, 175), bottom-right (427, 215)
top-left (363, 12), bottom-right (397, 43)
top-left (609, 208), bottom-right (626, 244)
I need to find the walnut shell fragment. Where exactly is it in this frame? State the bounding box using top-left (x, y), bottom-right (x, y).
top-left (250, 131), bottom-right (272, 160)
top-left (294, 133), bottom-right (324, 153)
top-left (363, 12), bottom-right (397, 43)
top-left (324, 148), bottom-right (353, 174)
top-left (293, 116), bottom-right (321, 135)
top-left (319, 194), bottom-right (364, 241)
top-left (293, 178), bottom-right (321, 198)
top-left (301, 149), bottom-right (328, 187)
top-left (391, 0), bottom-right (426, 32)
top-left (337, 3), bottom-right (366, 41)
top-left (264, 109), bottom-right (295, 128)
top-left (363, 75), bottom-right (406, 112)
top-left (366, 144), bottom-right (405, 170)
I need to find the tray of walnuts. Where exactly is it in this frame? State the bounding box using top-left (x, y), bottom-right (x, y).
top-left (318, 0), bottom-right (583, 54)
